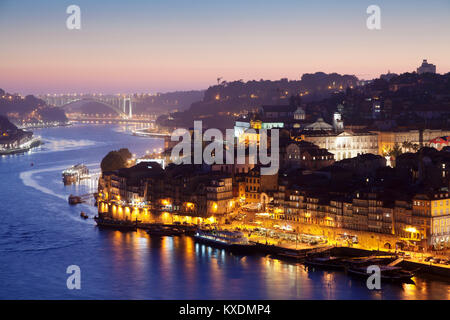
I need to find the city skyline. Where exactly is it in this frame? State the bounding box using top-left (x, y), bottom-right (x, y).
top-left (1, 0), bottom-right (450, 94)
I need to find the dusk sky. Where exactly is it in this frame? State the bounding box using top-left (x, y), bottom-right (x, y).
top-left (1, 0), bottom-right (449, 94)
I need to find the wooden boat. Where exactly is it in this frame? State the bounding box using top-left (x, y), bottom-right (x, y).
top-left (146, 224), bottom-right (184, 236)
top-left (271, 249), bottom-right (307, 262)
top-left (94, 217), bottom-right (138, 231)
top-left (68, 194), bottom-right (83, 205)
top-left (304, 256), bottom-right (347, 270)
top-left (347, 265), bottom-right (415, 283)
top-left (342, 256), bottom-right (395, 267)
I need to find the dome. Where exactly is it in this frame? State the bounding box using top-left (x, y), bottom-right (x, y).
top-left (304, 117), bottom-right (333, 131)
top-left (293, 106), bottom-right (305, 120)
top-left (294, 106), bottom-right (305, 114)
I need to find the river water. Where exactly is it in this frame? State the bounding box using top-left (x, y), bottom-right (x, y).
top-left (0, 124), bottom-right (449, 299)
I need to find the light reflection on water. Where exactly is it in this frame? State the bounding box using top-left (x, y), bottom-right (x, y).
top-left (100, 230), bottom-right (450, 300)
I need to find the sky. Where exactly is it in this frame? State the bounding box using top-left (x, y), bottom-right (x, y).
top-left (0, 0), bottom-right (449, 94)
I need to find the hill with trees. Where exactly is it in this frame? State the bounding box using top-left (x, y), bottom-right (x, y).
top-left (0, 89), bottom-right (68, 125)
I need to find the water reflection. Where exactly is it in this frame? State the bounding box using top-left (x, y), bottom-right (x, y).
top-left (94, 227), bottom-right (450, 299)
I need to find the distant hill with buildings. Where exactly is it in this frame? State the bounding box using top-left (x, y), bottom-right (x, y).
top-left (157, 72), bottom-right (359, 129)
top-left (316, 71), bottom-right (450, 129)
top-left (0, 115), bottom-right (40, 154)
top-left (0, 89), bottom-right (67, 126)
top-left (0, 115), bottom-right (18, 132)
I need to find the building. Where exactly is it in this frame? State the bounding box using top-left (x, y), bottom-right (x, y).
top-left (429, 136), bottom-right (450, 151)
top-left (259, 105), bottom-right (297, 119)
top-left (206, 177), bottom-right (234, 215)
top-left (303, 128), bottom-right (378, 161)
top-left (375, 129), bottom-right (450, 155)
top-left (417, 59), bottom-right (436, 74)
top-left (413, 190), bottom-right (450, 249)
top-left (244, 166), bottom-right (278, 207)
top-left (280, 140), bottom-right (334, 170)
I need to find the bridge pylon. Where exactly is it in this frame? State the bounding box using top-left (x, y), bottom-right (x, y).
top-left (122, 96), bottom-right (132, 119)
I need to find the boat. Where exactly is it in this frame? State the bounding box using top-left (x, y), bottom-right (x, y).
top-left (94, 217), bottom-right (138, 231)
top-left (146, 224), bottom-right (184, 236)
top-left (347, 265), bottom-right (415, 283)
top-left (193, 229), bottom-right (255, 253)
top-left (304, 256), bottom-right (347, 270)
top-left (68, 194), bottom-right (83, 205)
top-left (80, 212), bottom-right (89, 219)
top-left (342, 256), bottom-right (395, 267)
top-left (271, 249), bottom-right (307, 262)
top-left (62, 164), bottom-right (89, 185)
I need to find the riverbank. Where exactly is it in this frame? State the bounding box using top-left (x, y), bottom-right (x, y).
top-left (0, 137), bottom-right (42, 155)
top-left (18, 121), bottom-right (71, 130)
top-left (132, 127), bottom-right (170, 138)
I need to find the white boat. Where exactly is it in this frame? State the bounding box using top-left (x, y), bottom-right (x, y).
top-left (194, 230), bottom-right (255, 253)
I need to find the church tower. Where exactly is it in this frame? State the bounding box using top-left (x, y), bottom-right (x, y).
top-left (333, 106), bottom-right (344, 132)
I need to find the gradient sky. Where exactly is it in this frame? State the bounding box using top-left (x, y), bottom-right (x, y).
top-left (0, 0), bottom-right (449, 94)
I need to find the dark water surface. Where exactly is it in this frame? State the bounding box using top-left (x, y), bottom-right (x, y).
top-left (0, 124), bottom-right (449, 299)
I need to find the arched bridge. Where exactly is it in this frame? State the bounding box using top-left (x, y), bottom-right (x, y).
top-left (61, 98), bottom-right (130, 118)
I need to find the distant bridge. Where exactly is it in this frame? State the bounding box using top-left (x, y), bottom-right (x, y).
top-left (42, 95), bottom-right (134, 119)
top-left (67, 115), bottom-right (156, 125)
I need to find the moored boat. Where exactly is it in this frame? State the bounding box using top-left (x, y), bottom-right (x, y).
top-left (80, 212), bottom-right (89, 219)
top-left (347, 265), bottom-right (415, 283)
top-left (304, 256), bottom-right (347, 270)
top-left (194, 229), bottom-right (255, 253)
top-left (271, 249), bottom-right (307, 262)
top-left (94, 217), bottom-right (138, 231)
top-left (68, 194), bottom-right (83, 205)
top-left (146, 224), bottom-right (184, 236)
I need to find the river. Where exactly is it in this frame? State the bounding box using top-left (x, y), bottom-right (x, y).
top-left (0, 124), bottom-right (449, 299)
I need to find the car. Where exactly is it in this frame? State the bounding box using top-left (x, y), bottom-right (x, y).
top-left (430, 258), bottom-right (440, 264)
top-left (404, 253), bottom-right (411, 259)
top-left (443, 260), bottom-right (450, 265)
top-left (424, 256), bottom-right (433, 262)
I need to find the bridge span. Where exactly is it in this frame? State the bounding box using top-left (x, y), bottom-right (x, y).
top-left (67, 116), bottom-right (156, 125)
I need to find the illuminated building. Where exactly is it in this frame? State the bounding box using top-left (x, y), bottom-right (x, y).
top-left (375, 129), bottom-right (450, 156)
top-left (413, 191), bottom-right (450, 249)
top-left (206, 178), bottom-right (233, 215)
top-left (302, 118), bottom-right (378, 161)
top-left (417, 59), bottom-right (436, 74)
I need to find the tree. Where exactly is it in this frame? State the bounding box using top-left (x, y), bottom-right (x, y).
top-left (117, 148), bottom-right (132, 161)
top-left (387, 143), bottom-right (403, 167)
top-left (101, 151), bottom-right (127, 172)
top-left (401, 141), bottom-right (420, 153)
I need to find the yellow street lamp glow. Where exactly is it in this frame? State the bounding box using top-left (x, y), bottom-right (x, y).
top-left (186, 202), bottom-right (194, 208)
